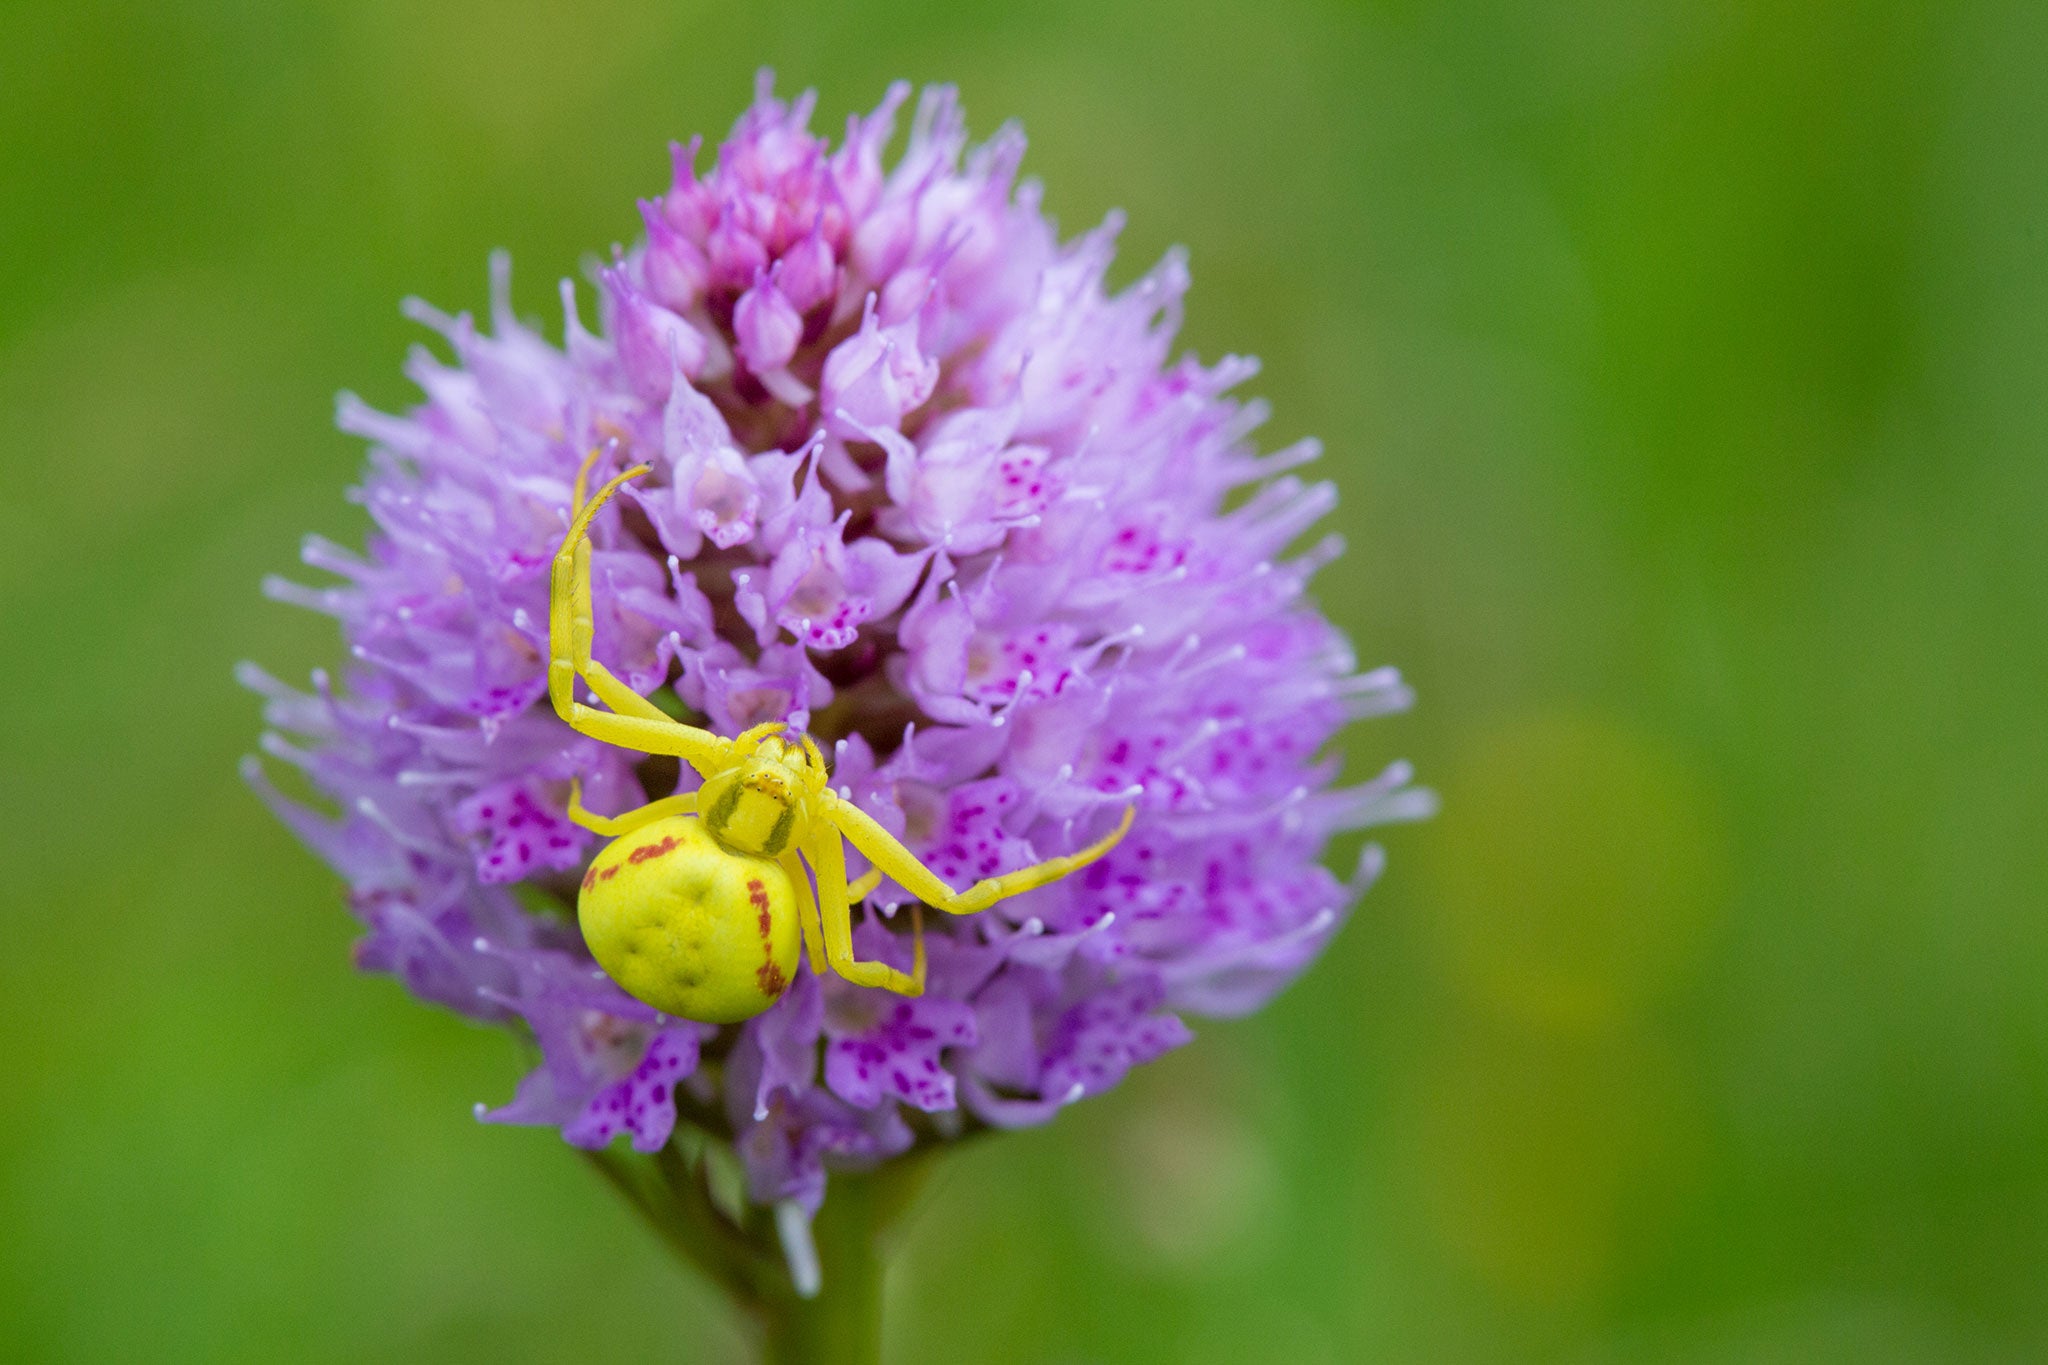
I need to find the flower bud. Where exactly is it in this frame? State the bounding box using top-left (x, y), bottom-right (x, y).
top-left (735, 273), bottom-right (804, 375)
top-left (778, 227), bottom-right (839, 315)
top-left (821, 302), bottom-right (938, 436)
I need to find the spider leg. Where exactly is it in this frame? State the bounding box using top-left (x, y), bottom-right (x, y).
top-left (776, 851), bottom-right (829, 975)
top-left (570, 444), bottom-right (604, 518)
top-left (771, 850), bottom-right (900, 981)
top-left (731, 721), bottom-right (788, 757)
top-left (802, 826), bottom-right (924, 995)
top-left (824, 795), bottom-right (1136, 917)
top-left (548, 463), bottom-right (736, 778)
top-left (565, 778), bottom-right (698, 838)
top-left (847, 865), bottom-right (882, 901)
top-left (558, 708), bottom-right (743, 776)
top-left (550, 463), bottom-right (668, 722)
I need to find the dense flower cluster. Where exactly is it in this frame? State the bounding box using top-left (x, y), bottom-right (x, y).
top-left (247, 74), bottom-right (1427, 1222)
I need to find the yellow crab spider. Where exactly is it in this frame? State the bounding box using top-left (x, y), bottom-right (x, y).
top-left (549, 452), bottom-right (1135, 1024)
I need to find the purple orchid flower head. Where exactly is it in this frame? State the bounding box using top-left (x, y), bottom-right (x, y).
top-left (247, 70), bottom-right (1429, 1244)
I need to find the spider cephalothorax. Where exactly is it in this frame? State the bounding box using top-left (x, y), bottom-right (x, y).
top-left (692, 727), bottom-right (828, 859)
top-left (552, 455), bottom-right (1134, 1024)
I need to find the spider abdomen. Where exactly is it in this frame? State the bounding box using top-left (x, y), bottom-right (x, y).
top-left (577, 816), bottom-right (801, 1023)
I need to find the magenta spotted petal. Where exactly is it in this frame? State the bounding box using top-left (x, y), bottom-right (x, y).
top-left (825, 991), bottom-right (978, 1112)
top-left (564, 1027), bottom-right (704, 1154)
top-left (452, 778), bottom-right (589, 884)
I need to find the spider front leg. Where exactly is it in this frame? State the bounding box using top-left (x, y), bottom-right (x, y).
top-left (825, 794), bottom-right (1136, 917)
top-left (547, 459), bottom-right (738, 779)
top-left (550, 457), bottom-right (665, 723)
top-left (803, 824), bottom-right (926, 995)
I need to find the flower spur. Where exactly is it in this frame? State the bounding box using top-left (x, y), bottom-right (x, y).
top-left (552, 449), bottom-right (1136, 1022)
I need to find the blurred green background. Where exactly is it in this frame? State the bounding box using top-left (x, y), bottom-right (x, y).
top-left (3, 0), bottom-right (2044, 1360)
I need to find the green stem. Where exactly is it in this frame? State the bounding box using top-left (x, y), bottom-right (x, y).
top-left (758, 1171), bottom-right (886, 1365)
top-left (585, 1142), bottom-right (939, 1365)
top-left (583, 1148), bottom-right (767, 1306)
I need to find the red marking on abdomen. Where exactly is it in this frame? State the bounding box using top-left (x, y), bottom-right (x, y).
top-left (627, 835), bottom-right (681, 865)
top-left (747, 877), bottom-right (782, 996)
top-left (581, 866), bottom-right (598, 893)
